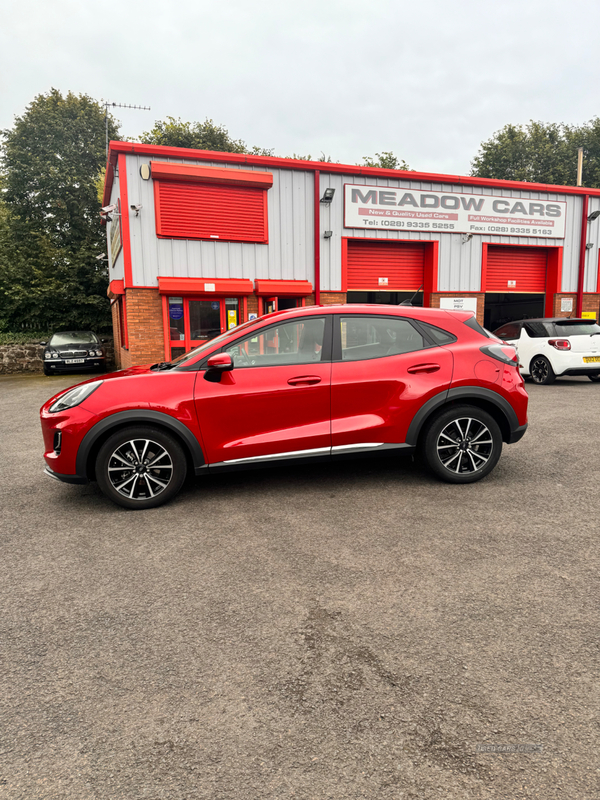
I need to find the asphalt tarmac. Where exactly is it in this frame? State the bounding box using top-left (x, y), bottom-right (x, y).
top-left (1, 371), bottom-right (599, 799)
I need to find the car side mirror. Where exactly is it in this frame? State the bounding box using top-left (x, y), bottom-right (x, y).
top-left (101, 338), bottom-right (108, 343)
top-left (204, 352), bottom-right (234, 382)
top-left (39, 341), bottom-right (47, 346)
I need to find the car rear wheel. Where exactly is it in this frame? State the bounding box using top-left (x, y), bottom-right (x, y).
top-left (422, 406), bottom-right (502, 484)
top-left (530, 355), bottom-right (556, 385)
top-left (96, 426), bottom-right (187, 509)
top-left (588, 373), bottom-right (600, 382)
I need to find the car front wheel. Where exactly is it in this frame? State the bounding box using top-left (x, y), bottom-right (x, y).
top-left (422, 406), bottom-right (503, 484)
top-left (530, 355), bottom-right (556, 385)
top-left (96, 426), bottom-right (187, 509)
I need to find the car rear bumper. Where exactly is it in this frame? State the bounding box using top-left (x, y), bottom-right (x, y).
top-left (44, 466), bottom-right (88, 485)
top-left (507, 423), bottom-right (528, 444)
top-left (557, 366), bottom-right (600, 376)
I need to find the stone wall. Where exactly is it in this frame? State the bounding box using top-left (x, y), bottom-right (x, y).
top-left (0, 337), bottom-right (115, 375)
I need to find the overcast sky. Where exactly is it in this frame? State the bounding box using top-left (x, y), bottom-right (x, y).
top-left (2, 0), bottom-right (600, 175)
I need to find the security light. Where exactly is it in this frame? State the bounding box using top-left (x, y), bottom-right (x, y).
top-left (324, 230), bottom-right (333, 238)
top-left (588, 210), bottom-right (600, 222)
top-left (462, 233), bottom-right (473, 244)
top-left (320, 188), bottom-right (335, 203)
top-left (586, 242), bottom-right (594, 249)
top-left (95, 254), bottom-right (108, 260)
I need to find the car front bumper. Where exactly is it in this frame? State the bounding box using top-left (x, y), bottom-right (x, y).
top-left (44, 466), bottom-right (88, 485)
top-left (45, 357), bottom-right (106, 372)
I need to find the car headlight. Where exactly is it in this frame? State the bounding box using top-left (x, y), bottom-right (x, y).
top-left (95, 349), bottom-right (103, 357)
top-left (44, 352), bottom-right (52, 360)
top-left (49, 381), bottom-right (103, 413)
top-left (52, 352), bottom-right (59, 359)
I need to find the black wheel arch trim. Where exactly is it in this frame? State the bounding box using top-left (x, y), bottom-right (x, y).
top-left (405, 386), bottom-right (520, 446)
top-left (75, 410), bottom-right (205, 479)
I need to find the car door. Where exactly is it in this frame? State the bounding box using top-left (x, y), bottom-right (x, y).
top-left (193, 315), bottom-right (333, 465)
top-left (330, 314), bottom-right (454, 449)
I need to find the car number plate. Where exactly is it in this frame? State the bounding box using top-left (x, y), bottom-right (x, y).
top-left (65, 358), bottom-right (85, 364)
top-left (583, 356), bottom-right (600, 363)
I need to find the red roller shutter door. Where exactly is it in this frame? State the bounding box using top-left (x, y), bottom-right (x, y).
top-left (486, 246), bottom-right (547, 293)
top-left (347, 240), bottom-right (425, 291)
top-left (155, 180), bottom-right (268, 243)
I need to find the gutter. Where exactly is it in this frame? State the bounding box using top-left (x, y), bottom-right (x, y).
top-left (576, 194), bottom-right (589, 316)
top-left (314, 169), bottom-right (320, 305)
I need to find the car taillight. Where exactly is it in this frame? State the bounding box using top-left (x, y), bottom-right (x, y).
top-left (548, 339), bottom-right (571, 351)
top-left (479, 344), bottom-right (519, 366)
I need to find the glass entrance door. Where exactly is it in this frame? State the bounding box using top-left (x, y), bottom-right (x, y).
top-left (166, 296), bottom-right (244, 360)
top-left (189, 300), bottom-right (222, 345)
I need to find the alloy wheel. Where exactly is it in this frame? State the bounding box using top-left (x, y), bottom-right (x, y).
top-left (436, 417), bottom-right (494, 475)
top-left (107, 437), bottom-right (174, 500)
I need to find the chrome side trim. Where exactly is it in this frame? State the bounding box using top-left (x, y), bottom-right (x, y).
top-left (221, 446), bottom-right (331, 465)
top-left (331, 443), bottom-right (385, 453)
top-left (215, 442), bottom-right (407, 467)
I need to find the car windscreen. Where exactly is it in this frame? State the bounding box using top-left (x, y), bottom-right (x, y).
top-left (169, 318), bottom-right (261, 366)
top-left (49, 332), bottom-right (99, 346)
top-left (554, 321), bottom-right (600, 336)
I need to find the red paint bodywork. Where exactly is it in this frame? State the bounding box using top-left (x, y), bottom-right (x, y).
top-left (40, 305), bottom-right (528, 481)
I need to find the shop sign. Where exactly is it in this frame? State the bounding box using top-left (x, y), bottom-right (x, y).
top-left (439, 297), bottom-right (478, 313)
top-left (344, 185), bottom-right (567, 239)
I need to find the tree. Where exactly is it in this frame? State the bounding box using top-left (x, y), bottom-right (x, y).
top-left (140, 116), bottom-right (273, 155)
top-left (469, 119), bottom-right (600, 188)
top-left (0, 89), bottom-right (120, 331)
top-left (362, 151), bottom-right (411, 170)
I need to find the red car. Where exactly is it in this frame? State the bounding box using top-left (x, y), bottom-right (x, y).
top-left (40, 305), bottom-right (528, 509)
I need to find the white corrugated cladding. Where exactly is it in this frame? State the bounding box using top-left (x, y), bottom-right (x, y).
top-left (107, 170), bottom-right (123, 279)
top-left (125, 155), bottom-right (314, 287)
top-left (318, 172), bottom-right (587, 293)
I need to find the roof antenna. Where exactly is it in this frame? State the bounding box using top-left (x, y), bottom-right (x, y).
top-left (400, 284), bottom-right (423, 306)
top-left (104, 101), bottom-right (151, 158)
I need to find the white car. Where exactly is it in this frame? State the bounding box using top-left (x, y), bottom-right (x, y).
top-left (493, 318), bottom-right (600, 385)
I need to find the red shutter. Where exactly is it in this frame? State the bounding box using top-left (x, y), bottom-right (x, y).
top-left (486, 246), bottom-right (547, 293)
top-left (347, 240), bottom-right (425, 291)
top-left (155, 180), bottom-right (268, 243)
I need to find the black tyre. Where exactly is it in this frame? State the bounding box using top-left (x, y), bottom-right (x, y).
top-left (96, 426), bottom-right (187, 509)
top-left (422, 405), bottom-right (502, 484)
top-left (529, 355), bottom-right (556, 385)
top-left (588, 373), bottom-right (600, 382)
top-left (43, 367), bottom-right (52, 376)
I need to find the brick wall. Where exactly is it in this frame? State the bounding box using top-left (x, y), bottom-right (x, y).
top-left (319, 292), bottom-right (346, 305)
top-left (430, 293), bottom-right (485, 326)
top-left (553, 293), bottom-right (600, 318)
top-left (120, 288), bottom-right (165, 368)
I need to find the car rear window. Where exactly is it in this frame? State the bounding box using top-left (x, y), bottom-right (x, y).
top-left (554, 321), bottom-right (600, 336)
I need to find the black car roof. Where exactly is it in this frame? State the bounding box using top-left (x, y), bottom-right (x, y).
top-left (498, 318), bottom-right (592, 325)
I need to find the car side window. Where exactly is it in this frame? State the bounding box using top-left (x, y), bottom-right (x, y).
top-left (524, 322), bottom-right (552, 338)
top-left (224, 317), bottom-right (326, 368)
top-left (339, 316), bottom-right (425, 361)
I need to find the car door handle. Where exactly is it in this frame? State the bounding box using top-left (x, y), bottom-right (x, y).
top-left (287, 375), bottom-right (322, 386)
top-left (407, 363), bottom-right (441, 374)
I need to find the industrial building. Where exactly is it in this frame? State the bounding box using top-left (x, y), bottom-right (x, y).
top-left (102, 141), bottom-right (600, 367)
